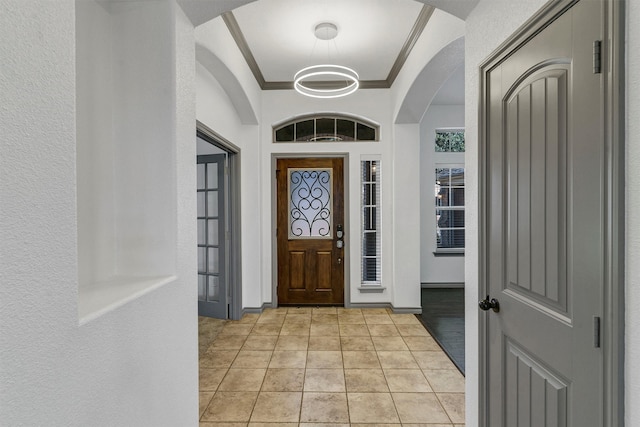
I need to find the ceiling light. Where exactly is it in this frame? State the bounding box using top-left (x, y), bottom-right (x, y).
top-left (294, 23), bottom-right (359, 99)
top-left (314, 22), bottom-right (338, 40)
top-left (294, 64), bottom-right (359, 99)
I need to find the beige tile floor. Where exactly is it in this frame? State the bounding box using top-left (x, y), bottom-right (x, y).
top-left (199, 307), bottom-right (465, 426)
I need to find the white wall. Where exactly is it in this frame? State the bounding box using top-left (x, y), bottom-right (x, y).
top-left (420, 104), bottom-right (465, 284)
top-left (195, 16), bottom-right (262, 119)
top-left (260, 89), bottom-right (421, 310)
top-left (196, 61), bottom-right (245, 143)
top-left (0, 1), bottom-right (198, 424)
top-left (626, 0), bottom-right (640, 423)
top-left (76, 0), bottom-right (116, 285)
top-left (77, 1), bottom-right (182, 321)
top-left (392, 123), bottom-right (422, 309)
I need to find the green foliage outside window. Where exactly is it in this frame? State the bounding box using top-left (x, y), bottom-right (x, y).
top-left (435, 130), bottom-right (465, 152)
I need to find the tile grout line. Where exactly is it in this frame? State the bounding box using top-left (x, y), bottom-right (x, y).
top-left (199, 307), bottom-right (463, 425)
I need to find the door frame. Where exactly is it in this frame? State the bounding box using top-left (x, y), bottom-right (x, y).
top-left (271, 153), bottom-right (350, 307)
top-left (197, 120), bottom-right (243, 320)
top-left (477, 0), bottom-right (625, 425)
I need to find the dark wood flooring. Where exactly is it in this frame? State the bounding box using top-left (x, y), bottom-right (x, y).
top-left (416, 287), bottom-right (465, 374)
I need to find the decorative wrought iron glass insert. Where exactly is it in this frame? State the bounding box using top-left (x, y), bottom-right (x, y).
top-left (435, 129), bottom-right (465, 152)
top-left (288, 168), bottom-right (333, 239)
top-left (361, 160), bottom-right (381, 284)
top-left (435, 167), bottom-right (465, 249)
top-left (274, 115), bottom-right (379, 142)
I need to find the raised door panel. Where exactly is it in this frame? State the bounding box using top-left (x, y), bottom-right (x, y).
top-left (505, 340), bottom-right (568, 427)
top-left (316, 251), bottom-right (332, 290)
top-left (505, 66), bottom-right (569, 317)
top-left (289, 251), bottom-right (306, 289)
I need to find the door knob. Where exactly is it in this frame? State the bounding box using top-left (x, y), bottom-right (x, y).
top-left (479, 295), bottom-right (500, 313)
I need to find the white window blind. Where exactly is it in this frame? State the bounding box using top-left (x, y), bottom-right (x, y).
top-left (361, 160), bottom-right (381, 284)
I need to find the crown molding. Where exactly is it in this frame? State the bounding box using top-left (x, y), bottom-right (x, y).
top-left (385, 4), bottom-right (435, 86)
top-left (222, 11), bottom-right (266, 88)
top-left (223, 4), bottom-right (434, 91)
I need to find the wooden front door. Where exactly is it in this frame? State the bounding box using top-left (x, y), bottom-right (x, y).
top-left (277, 158), bottom-right (344, 305)
top-left (481, 1), bottom-right (609, 425)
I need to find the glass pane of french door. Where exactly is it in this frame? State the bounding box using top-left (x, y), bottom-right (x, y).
top-left (197, 154), bottom-right (226, 318)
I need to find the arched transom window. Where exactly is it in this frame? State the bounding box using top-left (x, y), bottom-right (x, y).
top-left (274, 114), bottom-right (379, 142)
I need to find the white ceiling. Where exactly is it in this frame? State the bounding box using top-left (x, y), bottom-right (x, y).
top-left (195, 0), bottom-right (467, 104)
top-left (179, 0), bottom-right (479, 27)
top-left (232, 0), bottom-right (427, 82)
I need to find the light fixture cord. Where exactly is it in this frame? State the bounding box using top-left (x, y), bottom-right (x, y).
top-left (309, 37), bottom-right (319, 66)
top-left (330, 35), bottom-right (350, 86)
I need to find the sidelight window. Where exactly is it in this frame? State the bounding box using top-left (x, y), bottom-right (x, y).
top-left (361, 159), bottom-right (381, 284)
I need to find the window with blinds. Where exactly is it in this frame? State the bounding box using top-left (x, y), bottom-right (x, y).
top-left (361, 159), bottom-right (381, 284)
top-left (435, 167), bottom-right (465, 250)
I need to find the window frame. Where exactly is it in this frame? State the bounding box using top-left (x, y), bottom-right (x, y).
top-left (434, 164), bottom-right (465, 254)
top-left (435, 128), bottom-right (465, 153)
top-left (273, 114), bottom-right (379, 143)
top-left (361, 158), bottom-right (382, 285)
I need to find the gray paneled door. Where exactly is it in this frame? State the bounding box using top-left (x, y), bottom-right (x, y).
top-left (483, 1), bottom-right (605, 425)
top-left (197, 154), bottom-right (227, 318)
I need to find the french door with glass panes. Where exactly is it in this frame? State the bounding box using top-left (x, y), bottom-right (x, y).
top-left (197, 154), bottom-right (227, 318)
top-left (276, 157), bottom-right (345, 305)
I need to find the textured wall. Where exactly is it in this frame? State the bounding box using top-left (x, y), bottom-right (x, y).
top-left (626, 0), bottom-right (640, 423)
top-left (0, 1), bottom-right (198, 424)
top-left (0, 0), bottom-right (80, 421)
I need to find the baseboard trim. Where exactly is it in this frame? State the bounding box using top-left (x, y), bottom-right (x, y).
top-left (242, 302), bottom-right (421, 315)
top-left (421, 282), bottom-right (465, 289)
top-left (348, 302), bottom-right (422, 314)
top-left (348, 302), bottom-right (393, 310)
top-left (242, 303), bottom-right (274, 315)
top-left (391, 307), bottom-right (423, 314)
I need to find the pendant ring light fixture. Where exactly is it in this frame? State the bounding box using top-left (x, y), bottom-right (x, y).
top-left (294, 22), bottom-right (360, 99)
